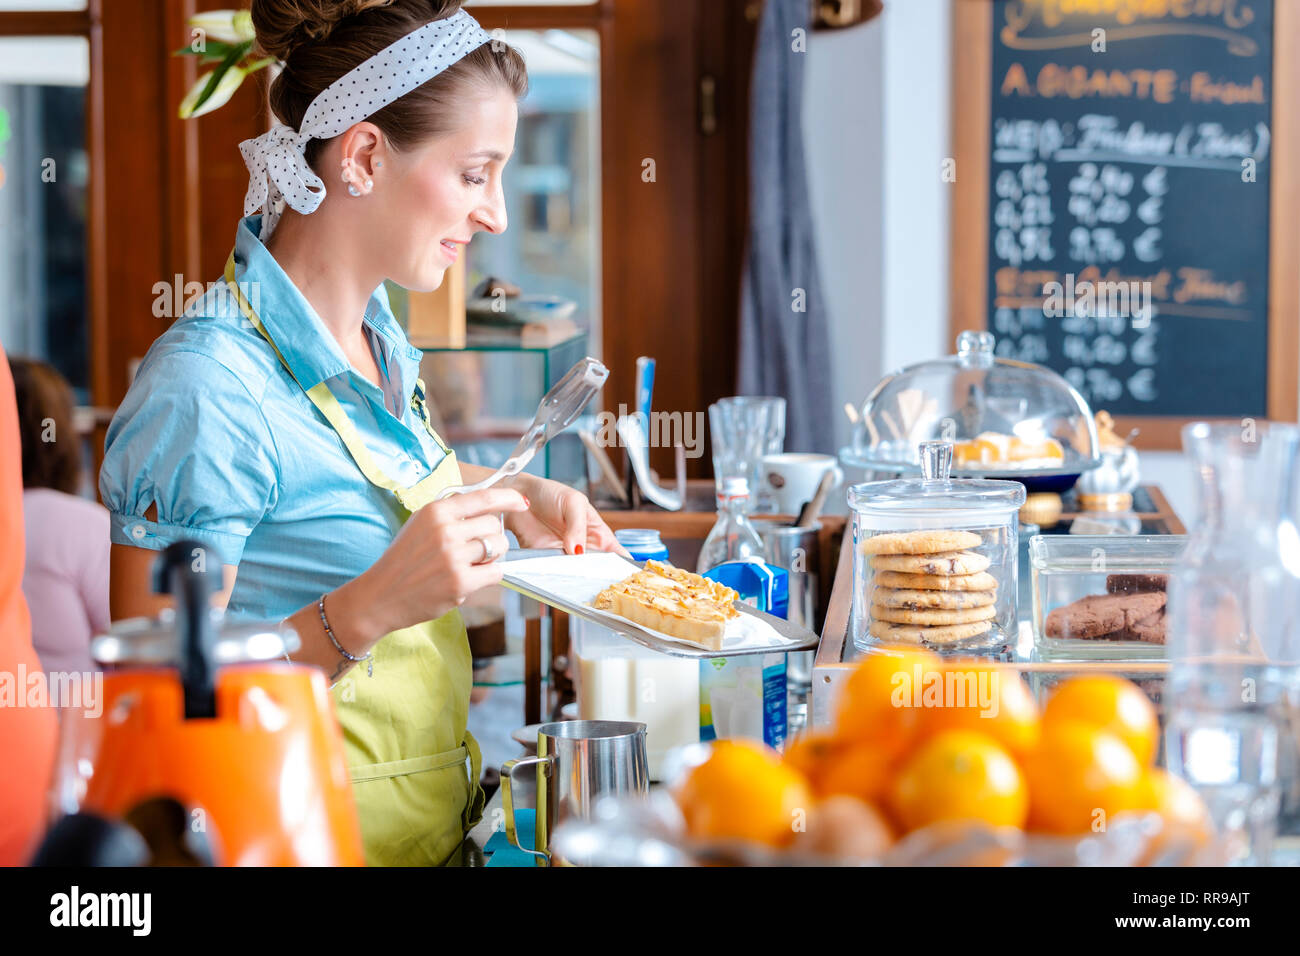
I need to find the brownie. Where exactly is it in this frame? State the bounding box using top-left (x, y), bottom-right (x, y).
top-left (1045, 591), bottom-right (1167, 640)
top-left (1127, 606), bottom-right (1166, 644)
top-left (1106, 574), bottom-right (1169, 595)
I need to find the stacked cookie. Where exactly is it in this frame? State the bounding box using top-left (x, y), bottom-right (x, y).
top-left (861, 529), bottom-right (998, 645)
top-left (1044, 574), bottom-right (1168, 644)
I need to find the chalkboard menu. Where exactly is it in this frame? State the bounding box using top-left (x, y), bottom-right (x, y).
top-left (952, 0), bottom-right (1298, 437)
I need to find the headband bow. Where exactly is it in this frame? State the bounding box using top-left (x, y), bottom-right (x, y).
top-left (239, 8), bottom-right (493, 239)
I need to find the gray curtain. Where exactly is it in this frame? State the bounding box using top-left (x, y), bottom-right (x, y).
top-left (737, 0), bottom-right (834, 455)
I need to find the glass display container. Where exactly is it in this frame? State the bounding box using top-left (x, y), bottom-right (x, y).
top-left (842, 330), bottom-right (1102, 492)
top-left (1164, 422), bottom-right (1300, 866)
top-left (1029, 534), bottom-right (1187, 662)
top-left (848, 440), bottom-right (1025, 655)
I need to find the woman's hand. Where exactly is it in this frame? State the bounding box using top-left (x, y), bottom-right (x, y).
top-left (328, 487), bottom-right (529, 647)
top-left (504, 474), bottom-right (627, 557)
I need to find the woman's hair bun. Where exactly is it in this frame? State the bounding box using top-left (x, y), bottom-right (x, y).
top-left (251, 0), bottom-right (462, 62)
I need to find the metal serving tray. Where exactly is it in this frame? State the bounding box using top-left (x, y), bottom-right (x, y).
top-left (500, 549), bottom-right (819, 660)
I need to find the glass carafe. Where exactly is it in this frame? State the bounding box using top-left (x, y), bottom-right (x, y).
top-left (1165, 422), bottom-right (1300, 865)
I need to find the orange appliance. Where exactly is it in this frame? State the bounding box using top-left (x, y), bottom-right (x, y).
top-left (42, 541), bottom-right (364, 866)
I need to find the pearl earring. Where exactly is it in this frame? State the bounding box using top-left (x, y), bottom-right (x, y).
top-left (341, 159), bottom-right (361, 197)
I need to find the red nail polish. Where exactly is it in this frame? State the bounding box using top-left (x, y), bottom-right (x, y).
top-left (523, 494), bottom-right (531, 508)
top-left (575, 544), bottom-right (585, 555)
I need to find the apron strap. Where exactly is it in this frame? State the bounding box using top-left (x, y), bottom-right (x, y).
top-left (411, 378), bottom-right (450, 456)
top-left (223, 252), bottom-right (451, 507)
top-left (461, 730), bottom-right (487, 832)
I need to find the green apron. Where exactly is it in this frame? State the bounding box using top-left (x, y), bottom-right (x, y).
top-left (225, 255), bottom-right (486, 866)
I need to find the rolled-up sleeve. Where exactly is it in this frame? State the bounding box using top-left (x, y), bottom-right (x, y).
top-left (99, 349), bottom-right (279, 567)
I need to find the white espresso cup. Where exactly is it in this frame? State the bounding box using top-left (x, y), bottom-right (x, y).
top-left (761, 453), bottom-right (844, 517)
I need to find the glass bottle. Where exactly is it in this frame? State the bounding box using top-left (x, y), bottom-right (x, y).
top-left (1165, 421), bottom-right (1300, 865)
top-left (697, 477), bottom-right (765, 573)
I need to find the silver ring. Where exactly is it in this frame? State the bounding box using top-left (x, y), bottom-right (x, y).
top-left (475, 536), bottom-right (496, 565)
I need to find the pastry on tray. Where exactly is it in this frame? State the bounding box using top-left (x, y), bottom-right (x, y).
top-left (591, 560), bottom-right (739, 651)
top-left (952, 431), bottom-right (1065, 470)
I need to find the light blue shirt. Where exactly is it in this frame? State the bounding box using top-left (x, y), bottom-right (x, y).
top-left (100, 214), bottom-right (448, 622)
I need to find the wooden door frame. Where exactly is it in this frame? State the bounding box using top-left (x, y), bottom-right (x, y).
top-left (949, 0), bottom-right (1300, 450)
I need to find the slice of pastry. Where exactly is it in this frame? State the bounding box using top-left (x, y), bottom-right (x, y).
top-left (591, 560), bottom-right (739, 650)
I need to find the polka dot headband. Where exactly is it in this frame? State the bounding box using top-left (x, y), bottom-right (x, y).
top-left (238, 8), bottom-right (493, 239)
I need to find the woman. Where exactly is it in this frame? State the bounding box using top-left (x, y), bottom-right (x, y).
top-left (10, 356), bottom-right (110, 677)
top-left (101, 0), bottom-right (622, 866)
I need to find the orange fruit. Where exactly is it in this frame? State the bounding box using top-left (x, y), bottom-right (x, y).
top-left (816, 741), bottom-right (894, 802)
top-left (1141, 769), bottom-right (1213, 834)
top-left (1136, 769), bottom-right (1215, 863)
top-left (835, 646), bottom-right (943, 757)
top-left (782, 731), bottom-right (841, 787)
top-left (1043, 675), bottom-right (1160, 766)
top-left (783, 732), bottom-right (893, 801)
top-left (677, 739), bottom-right (812, 847)
top-left (1023, 720), bottom-right (1146, 835)
top-left (919, 660), bottom-right (1040, 759)
top-left (888, 730), bottom-right (1029, 833)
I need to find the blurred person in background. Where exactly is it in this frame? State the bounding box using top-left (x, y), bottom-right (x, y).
top-left (0, 349), bottom-right (58, 865)
top-left (9, 356), bottom-right (109, 677)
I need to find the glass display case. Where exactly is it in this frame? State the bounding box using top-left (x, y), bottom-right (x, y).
top-left (1029, 534), bottom-right (1187, 662)
top-left (843, 330), bottom-right (1102, 493)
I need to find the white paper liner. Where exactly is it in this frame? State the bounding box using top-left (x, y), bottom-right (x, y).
top-left (501, 552), bottom-right (803, 652)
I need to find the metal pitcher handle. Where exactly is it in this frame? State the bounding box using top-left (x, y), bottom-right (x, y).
top-left (500, 755), bottom-right (551, 864)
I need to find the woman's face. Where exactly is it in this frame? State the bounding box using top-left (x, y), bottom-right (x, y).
top-left (370, 87), bottom-right (518, 292)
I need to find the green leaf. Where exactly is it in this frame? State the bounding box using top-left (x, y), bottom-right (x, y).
top-left (173, 37), bottom-right (235, 59)
top-left (178, 43), bottom-right (248, 119)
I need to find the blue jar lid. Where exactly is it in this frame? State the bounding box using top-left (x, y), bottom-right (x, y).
top-left (615, 528), bottom-right (664, 548)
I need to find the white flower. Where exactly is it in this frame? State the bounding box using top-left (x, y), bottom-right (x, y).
top-left (189, 10), bottom-right (256, 47)
top-left (178, 63), bottom-right (249, 119)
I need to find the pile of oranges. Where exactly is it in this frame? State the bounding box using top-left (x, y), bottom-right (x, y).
top-left (674, 647), bottom-right (1212, 861)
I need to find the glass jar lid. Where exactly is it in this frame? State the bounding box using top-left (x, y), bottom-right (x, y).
top-left (615, 529), bottom-right (665, 548)
top-left (91, 608), bottom-right (301, 666)
top-left (848, 441), bottom-right (1027, 529)
top-left (843, 331), bottom-right (1101, 478)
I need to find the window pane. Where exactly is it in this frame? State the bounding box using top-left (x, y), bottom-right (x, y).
top-left (466, 28), bottom-right (601, 356)
top-left (0, 35), bottom-right (89, 398)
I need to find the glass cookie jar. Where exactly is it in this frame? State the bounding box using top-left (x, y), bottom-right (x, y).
top-left (849, 440), bottom-right (1026, 654)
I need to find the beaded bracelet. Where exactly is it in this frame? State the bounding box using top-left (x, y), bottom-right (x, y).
top-left (319, 594), bottom-right (374, 677)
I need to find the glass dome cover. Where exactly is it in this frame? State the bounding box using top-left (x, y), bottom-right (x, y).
top-left (843, 331), bottom-right (1102, 478)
